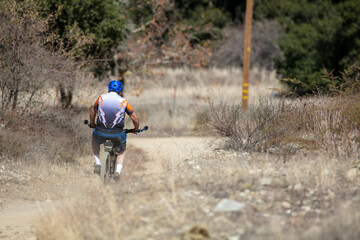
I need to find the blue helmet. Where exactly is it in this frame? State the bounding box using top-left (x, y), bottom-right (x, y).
top-left (108, 80), bottom-right (123, 93)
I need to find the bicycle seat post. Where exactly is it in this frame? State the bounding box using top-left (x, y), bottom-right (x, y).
top-left (104, 140), bottom-right (114, 152)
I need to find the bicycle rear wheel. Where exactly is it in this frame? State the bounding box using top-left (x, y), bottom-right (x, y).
top-left (100, 152), bottom-right (109, 184)
top-left (104, 153), bottom-right (111, 184)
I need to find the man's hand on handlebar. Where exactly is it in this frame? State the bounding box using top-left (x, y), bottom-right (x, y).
top-left (131, 129), bottom-right (138, 134)
top-left (84, 120), bottom-right (148, 133)
top-left (83, 120), bottom-right (96, 128)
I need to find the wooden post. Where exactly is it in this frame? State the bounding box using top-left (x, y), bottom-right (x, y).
top-left (242, 0), bottom-right (254, 110)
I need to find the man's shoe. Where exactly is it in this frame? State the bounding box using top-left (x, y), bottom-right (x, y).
top-left (113, 172), bottom-right (121, 181)
top-left (93, 164), bottom-right (101, 175)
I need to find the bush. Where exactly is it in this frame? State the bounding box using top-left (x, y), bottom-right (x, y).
top-left (0, 108), bottom-right (90, 165)
top-left (200, 98), bottom-right (301, 154)
top-left (283, 96), bottom-right (360, 159)
top-left (324, 65), bottom-right (360, 96)
top-left (201, 94), bottom-right (360, 159)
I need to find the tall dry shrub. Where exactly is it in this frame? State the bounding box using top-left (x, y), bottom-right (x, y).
top-left (286, 66), bottom-right (360, 159)
top-left (0, 0), bottom-right (78, 111)
top-left (202, 94), bottom-right (360, 159)
top-left (0, 107), bottom-right (90, 165)
top-left (200, 98), bottom-right (301, 154)
top-left (0, 0), bottom-right (45, 110)
top-left (295, 96), bottom-right (360, 159)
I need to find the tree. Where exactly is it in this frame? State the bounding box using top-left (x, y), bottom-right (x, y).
top-left (175, 0), bottom-right (245, 22)
top-left (38, 0), bottom-right (126, 61)
top-left (0, 0), bottom-right (77, 111)
top-left (337, 0), bottom-right (360, 69)
top-left (123, 0), bottom-right (214, 70)
top-left (255, 0), bottom-right (360, 95)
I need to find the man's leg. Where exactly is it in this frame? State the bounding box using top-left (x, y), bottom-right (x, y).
top-left (115, 151), bottom-right (125, 175)
top-left (114, 151), bottom-right (125, 181)
top-left (92, 137), bottom-right (101, 167)
top-left (115, 134), bottom-right (127, 176)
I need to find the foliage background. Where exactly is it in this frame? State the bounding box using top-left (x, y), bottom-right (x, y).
top-left (40, 0), bottom-right (359, 95)
top-left (1, 0), bottom-right (360, 110)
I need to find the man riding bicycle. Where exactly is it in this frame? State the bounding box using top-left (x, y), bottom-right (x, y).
top-left (89, 80), bottom-right (139, 180)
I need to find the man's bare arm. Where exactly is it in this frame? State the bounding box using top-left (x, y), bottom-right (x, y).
top-left (129, 112), bottom-right (139, 131)
top-left (90, 107), bottom-right (98, 126)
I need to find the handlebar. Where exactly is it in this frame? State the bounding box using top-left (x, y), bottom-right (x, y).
top-left (124, 126), bottom-right (148, 133)
top-left (83, 120), bottom-right (148, 133)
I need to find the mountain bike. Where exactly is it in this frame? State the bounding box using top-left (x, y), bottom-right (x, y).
top-left (84, 120), bottom-right (148, 184)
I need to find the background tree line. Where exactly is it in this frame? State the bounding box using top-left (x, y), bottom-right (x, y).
top-left (1, 0), bottom-right (359, 111)
top-left (255, 0), bottom-right (360, 94)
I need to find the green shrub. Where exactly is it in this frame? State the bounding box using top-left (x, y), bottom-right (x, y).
top-left (255, 0), bottom-right (360, 95)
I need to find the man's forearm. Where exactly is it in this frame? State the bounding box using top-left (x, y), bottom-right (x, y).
top-left (90, 107), bottom-right (97, 125)
top-left (130, 112), bottom-right (139, 130)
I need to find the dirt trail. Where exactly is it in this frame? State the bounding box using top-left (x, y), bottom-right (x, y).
top-left (0, 136), bottom-right (210, 239)
top-left (0, 202), bottom-right (42, 239)
top-left (0, 172), bottom-right (97, 239)
top-left (129, 137), bottom-right (211, 175)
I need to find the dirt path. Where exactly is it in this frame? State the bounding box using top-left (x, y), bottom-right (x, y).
top-left (0, 171), bottom-right (97, 239)
top-left (129, 137), bottom-right (212, 175)
top-left (0, 202), bottom-right (43, 239)
top-left (0, 136), bottom-right (211, 239)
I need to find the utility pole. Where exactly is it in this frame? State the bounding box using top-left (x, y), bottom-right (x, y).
top-left (242, 0), bottom-right (254, 110)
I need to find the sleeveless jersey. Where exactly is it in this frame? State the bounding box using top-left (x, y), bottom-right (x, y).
top-left (93, 92), bottom-right (134, 129)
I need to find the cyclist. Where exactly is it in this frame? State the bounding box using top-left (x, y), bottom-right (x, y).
top-left (89, 80), bottom-right (139, 180)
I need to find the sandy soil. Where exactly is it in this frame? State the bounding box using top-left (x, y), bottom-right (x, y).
top-left (3, 133), bottom-right (358, 240)
top-left (0, 201), bottom-right (50, 240)
top-left (0, 167), bottom-right (98, 239)
top-left (129, 137), bottom-right (212, 175)
top-left (0, 137), bottom-right (207, 239)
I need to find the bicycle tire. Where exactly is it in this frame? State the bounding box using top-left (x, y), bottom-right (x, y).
top-left (104, 153), bottom-right (111, 184)
top-left (100, 152), bottom-right (109, 184)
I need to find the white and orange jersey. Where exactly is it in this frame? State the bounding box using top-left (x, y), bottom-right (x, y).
top-left (94, 92), bottom-right (134, 129)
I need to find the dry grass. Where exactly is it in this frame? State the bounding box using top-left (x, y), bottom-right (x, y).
top-left (121, 67), bottom-right (281, 136)
top-left (125, 67), bottom-right (278, 88)
top-left (33, 143), bottom-right (360, 239)
top-left (0, 106), bottom-right (92, 181)
top-left (302, 206), bottom-right (360, 240)
top-left (29, 67), bottom-right (280, 137)
top-left (2, 67), bottom-right (360, 240)
top-left (201, 94), bottom-right (360, 160)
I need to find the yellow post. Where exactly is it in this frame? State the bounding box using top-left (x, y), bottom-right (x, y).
top-left (242, 0), bottom-right (254, 110)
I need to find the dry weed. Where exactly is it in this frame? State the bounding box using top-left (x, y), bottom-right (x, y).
top-left (6, 67), bottom-right (360, 240)
top-left (200, 98), bottom-right (300, 154)
top-left (202, 94), bottom-right (360, 160)
top-left (33, 146), bottom-right (360, 240)
top-left (125, 67), bottom-right (279, 91)
top-left (0, 108), bottom-right (90, 169)
top-left (301, 205), bottom-right (360, 240)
